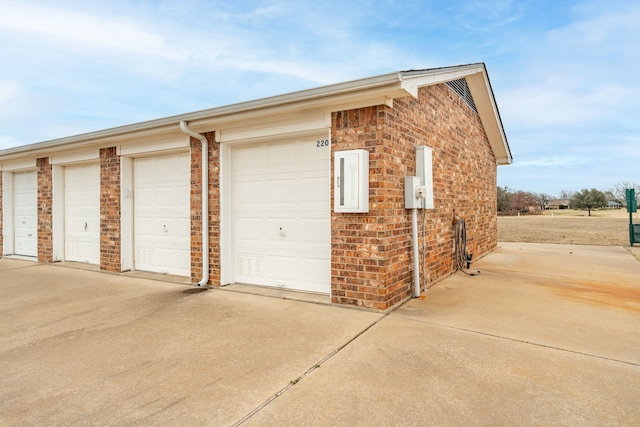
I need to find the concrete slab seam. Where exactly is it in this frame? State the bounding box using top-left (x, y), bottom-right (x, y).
top-left (482, 267), bottom-right (640, 287)
top-left (231, 310), bottom-right (394, 426)
top-left (0, 263), bottom-right (45, 272)
top-left (393, 314), bottom-right (640, 368)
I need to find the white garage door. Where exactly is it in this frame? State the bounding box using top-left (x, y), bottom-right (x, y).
top-left (134, 152), bottom-right (190, 276)
top-left (64, 163), bottom-right (100, 264)
top-left (13, 171), bottom-right (38, 257)
top-left (232, 138), bottom-right (331, 294)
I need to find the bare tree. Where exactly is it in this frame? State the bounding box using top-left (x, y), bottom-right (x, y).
top-left (559, 189), bottom-right (575, 200)
top-left (611, 181), bottom-right (640, 206)
top-left (533, 192), bottom-right (551, 210)
top-left (497, 186), bottom-right (511, 212)
top-left (510, 191), bottom-right (538, 213)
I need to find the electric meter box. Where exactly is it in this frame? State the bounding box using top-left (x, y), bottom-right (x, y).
top-left (334, 149), bottom-right (369, 213)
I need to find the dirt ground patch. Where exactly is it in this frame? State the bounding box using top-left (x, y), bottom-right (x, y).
top-left (498, 209), bottom-right (640, 261)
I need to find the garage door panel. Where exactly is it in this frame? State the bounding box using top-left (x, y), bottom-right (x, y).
top-left (266, 141), bottom-right (295, 168)
top-left (301, 259), bottom-right (330, 293)
top-left (266, 218), bottom-right (296, 244)
top-left (232, 138), bottom-right (330, 293)
top-left (235, 144), bottom-right (263, 172)
top-left (64, 164), bottom-right (100, 264)
top-left (135, 187), bottom-right (155, 205)
top-left (155, 247), bottom-right (189, 268)
top-left (265, 254), bottom-right (297, 283)
top-left (301, 177), bottom-right (330, 203)
top-left (134, 153), bottom-right (190, 276)
top-left (235, 218), bottom-right (263, 243)
top-left (301, 219), bottom-right (329, 246)
top-left (236, 181), bottom-right (262, 204)
top-left (266, 179), bottom-right (295, 205)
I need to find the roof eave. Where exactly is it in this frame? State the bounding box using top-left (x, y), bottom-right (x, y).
top-left (0, 63), bottom-right (512, 165)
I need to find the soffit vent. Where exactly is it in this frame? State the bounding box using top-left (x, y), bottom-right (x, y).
top-left (446, 78), bottom-right (478, 114)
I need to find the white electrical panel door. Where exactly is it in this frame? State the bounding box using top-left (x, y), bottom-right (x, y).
top-left (133, 153), bottom-right (190, 276)
top-left (64, 163), bottom-right (100, 264)
top-left (232, 138), bottom-right (331, 294)
top-left (13, 171), bottom-right (38, 257)
top-left (334, 149), bottom-right (369, 213)
top-left (416, 146), bottom-right (434, 209)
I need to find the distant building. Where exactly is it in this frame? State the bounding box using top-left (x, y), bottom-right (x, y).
top-left (548, 199), bottom-right (570, 209)
top-left (607, 200), bottom-right (623, 209)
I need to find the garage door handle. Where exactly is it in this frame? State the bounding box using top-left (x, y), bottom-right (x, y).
top-left (163, 225), bottom-right (168, 232)
top-left (84, 222), bottom-right (88, 231)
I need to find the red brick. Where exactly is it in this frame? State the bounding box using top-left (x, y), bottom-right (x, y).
top-left (331, 83), bottom-right (497, 310)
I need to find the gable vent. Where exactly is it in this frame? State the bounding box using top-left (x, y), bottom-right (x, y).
top-left (446, 78), bottom-right (478, 114)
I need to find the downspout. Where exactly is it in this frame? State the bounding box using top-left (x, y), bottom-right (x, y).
top-left (180, 120), bottom-right (209, 287)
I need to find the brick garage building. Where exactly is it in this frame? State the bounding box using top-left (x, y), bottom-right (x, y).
top-left (0, 63), bottom-right (511, 310)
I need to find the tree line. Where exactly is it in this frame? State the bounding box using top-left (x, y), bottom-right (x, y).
top-left (497, 181), bottom-right (640, 216)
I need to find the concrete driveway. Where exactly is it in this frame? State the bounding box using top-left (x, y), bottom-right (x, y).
top-left (1, 242), bottom-right (639, 426)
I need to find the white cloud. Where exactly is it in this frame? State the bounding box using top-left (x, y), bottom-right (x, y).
top-left (0, 2), bottom-right (186, 60)
top-left (501, 79), bottom-right (628, 127)
top-left (512, 156), bottom-right (591, 168)
top-left (498, 1), bottom-right (640, 133)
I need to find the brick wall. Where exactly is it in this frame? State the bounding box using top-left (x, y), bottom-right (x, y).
top-left (100, 147), bottom-right (121, 272)
top-left (37, 157), bottom-right (53, 262)
top-left (331, 83), bottom-right (497, 310)
top-left (190, 132), bottom-right (220, 285)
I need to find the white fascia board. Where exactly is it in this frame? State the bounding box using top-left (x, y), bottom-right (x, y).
top-left (399, 65), bottom-right (485, 98)
top-left (465, 71), bottom-right (512, 165)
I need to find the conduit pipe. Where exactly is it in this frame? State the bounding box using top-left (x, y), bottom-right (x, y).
top-left (180, 120), bottom-right (209, 287)
top-left (411, 207), bottom-right (420, 297)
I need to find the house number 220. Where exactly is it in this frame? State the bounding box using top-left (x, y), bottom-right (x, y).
top-left (316, 139), bottom-right (329, 147)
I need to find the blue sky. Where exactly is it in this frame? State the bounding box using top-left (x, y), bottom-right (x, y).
top-left (0, 0), bottom-right (638, 197)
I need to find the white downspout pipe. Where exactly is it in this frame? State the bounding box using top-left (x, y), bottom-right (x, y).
top-left (180, 120), bottom-right (209, 287)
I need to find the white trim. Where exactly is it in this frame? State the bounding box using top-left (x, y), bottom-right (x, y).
top-left (52, 165), bottom-right (64, 262)
top-left (220, 142), bottom-right (232, 285)
top-left (120, 156), bottom-right (133, 272)
top-left (117, 136), bottom-right (189, 157)
top-left (1, 158), bottom-right (36, 172)
top-left (50, 149), bottom-right (99, 165)
top-left (2, 171), bottom-right (14, 255)
top-left (217, 113), bottom-right (330, 144)
top-left (465, 72), bottom-right (512, 164)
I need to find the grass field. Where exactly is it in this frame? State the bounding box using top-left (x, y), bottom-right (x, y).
top-left (497, 209), bottom-right (640, 260)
